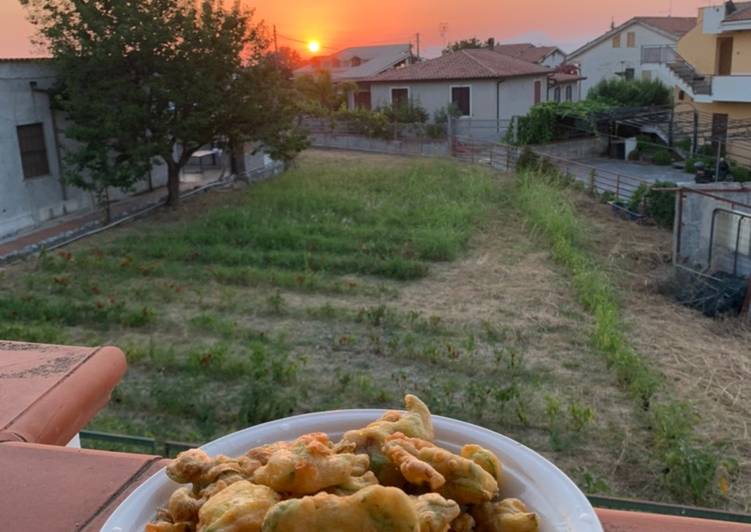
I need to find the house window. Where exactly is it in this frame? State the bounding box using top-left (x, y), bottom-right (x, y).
top-left (554, 86), bottom-right (561, 103)
top-left (612, 34), bottom-right (621, 48)
top-left (678, 90), bottom-right (686, 101)
top-left (534, 80), bottom-right (542, 104)
top-left (641, 70), bottom-right (652, 81)
top-left (17, 123), bottom-right (50, 179)
top-left (627, 32), bottom-right (636, 48)
top-left (624, 68), bottom-right (635, 81)
top-left (565, 85), bottom-right (573, 102)
top-left (354, 90), bottom-right (371, 110)
top-left (451, 86), bottom-right (471, 116)
top-left (390, 88), bottom-right (409, 107)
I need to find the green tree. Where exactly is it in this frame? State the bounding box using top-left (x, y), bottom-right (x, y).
top-left (442, 37), bottom-right (494, 54)
top-left (587, 78), bottom-right (673, 107)
top-left (294, 69), bottom-right (358, 114)
top-left (22, 0), bottom-right (306, 207)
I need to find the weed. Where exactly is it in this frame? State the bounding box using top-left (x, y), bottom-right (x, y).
top-left (265, 290), bottom-right (287, 315)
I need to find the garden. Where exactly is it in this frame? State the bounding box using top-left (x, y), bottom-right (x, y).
top-left (1, 150), bottom-right (750, 511)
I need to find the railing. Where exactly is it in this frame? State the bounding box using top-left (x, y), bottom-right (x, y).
top-left (641, 44), bottom-right (678, 65)
top-left (80, 430), bottom-right (196, 458)
top-left (452, 136), bottom-right (650, 202)
top-left (640, 45), bottom-right (712, 96)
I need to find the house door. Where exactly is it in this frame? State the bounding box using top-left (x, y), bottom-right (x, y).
top-left (717, 38), bottom-right (734, 75)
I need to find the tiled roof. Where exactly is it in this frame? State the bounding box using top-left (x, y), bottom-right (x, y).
top-left (725, 2), bottom-right (751, 21)
top-left (368, 49), bottom-right (550, 82)
top-left (294, 44), bottom-right (412, 81)
top-left (549, 72), bottom-right (586, 83)
top-left (634, 17), bottom-right (697, 36)
top-left (494, 43), bottom-right (559, 64)
top-left (0, 57), bottom-right (52, 63)
top-left (568, 16), bottom-right (696, 59)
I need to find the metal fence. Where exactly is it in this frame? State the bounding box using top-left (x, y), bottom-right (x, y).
top-left (451, 136), bottom-right (649, 202)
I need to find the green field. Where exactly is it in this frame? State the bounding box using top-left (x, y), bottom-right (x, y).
top-left (1, 150), bottom-right (749, 510)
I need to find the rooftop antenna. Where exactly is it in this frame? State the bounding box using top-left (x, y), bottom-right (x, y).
top-left (668, 0), bottom-right (673, 16)
top-left (439, 22), bottom-right (448, 48)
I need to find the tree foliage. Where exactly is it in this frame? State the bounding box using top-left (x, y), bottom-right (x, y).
top-left (294, 70), bottom-right (358, 114)
top-left (443, 37), bottom-right (494, 54)
top-left (22, 0), bottom-right (306, 207)
top-left (587, 78), bottom-right (673, 108)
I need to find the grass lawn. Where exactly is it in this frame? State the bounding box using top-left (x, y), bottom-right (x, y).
top-left (1, 150), bottom-right (749, 510)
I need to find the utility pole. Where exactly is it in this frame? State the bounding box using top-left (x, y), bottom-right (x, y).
top-left (416, 33), bottom-right (421, 60)
top-left (273, 24), bottom-right (278, 54)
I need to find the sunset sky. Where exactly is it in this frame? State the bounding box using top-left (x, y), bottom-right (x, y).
top-left (2, 0), bottom-right (711, 59)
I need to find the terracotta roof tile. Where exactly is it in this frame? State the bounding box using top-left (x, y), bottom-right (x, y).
top-left (634, 17), bottom-right (697, 36)
top-left (725, 2), bottom-right (751, 21)
top-left (369, 49), bottom-right (549, 82)
top-left (494, 43), bottom-right (559, 64)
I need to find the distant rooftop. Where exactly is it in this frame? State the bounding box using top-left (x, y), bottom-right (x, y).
top-left (294, 44), bottom-right (412, 81)
top-left (368, 48), bottom-right (550, 82)
top-left (568, 16), bottom-right (697, 59)
top-left (493, 43), bottom-right (560, 64)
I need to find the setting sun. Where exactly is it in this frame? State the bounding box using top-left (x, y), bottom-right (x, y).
top-left (307, 40), bottom-right (321, 53)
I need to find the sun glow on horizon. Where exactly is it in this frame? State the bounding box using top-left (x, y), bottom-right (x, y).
top-left (307, 40), bottom-right (321, 53)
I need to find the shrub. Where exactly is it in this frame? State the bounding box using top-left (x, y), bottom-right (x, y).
top-left (628, 183), bottom-right (648, 213)
top-left (652, 150), bottom-right (673, 166)
top-left (381, 101), bottom-right (429, 123)
top-left (587, 78), bottom-right (673, 107)
top-left (645, 181), bottom-right (676, 228)
top-left (730, 163), bottom-right (751, 182)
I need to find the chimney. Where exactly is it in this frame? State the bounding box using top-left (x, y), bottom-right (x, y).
top-left (726, 0), bottom-right (738, 15)
top-left (487, 37), bottom-right (496, 49)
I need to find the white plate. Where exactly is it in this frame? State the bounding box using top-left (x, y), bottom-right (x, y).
top-left (101, 410), bottom-right (603, 532)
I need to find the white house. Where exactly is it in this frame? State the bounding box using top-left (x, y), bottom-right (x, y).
top-left (0, 59), bottom-right (94, 239)
top-left (493, 43), bottom-right (584, 102)
top-left (567, 16), bottom-right (697, 96)
top-left (367, 48), bottom-right (552, 135)
top-left (294, 44), bottom-right (414, 110)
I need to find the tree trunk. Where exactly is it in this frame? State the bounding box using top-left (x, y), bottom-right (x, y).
top-left (166, 163), bottom-right (181, 207)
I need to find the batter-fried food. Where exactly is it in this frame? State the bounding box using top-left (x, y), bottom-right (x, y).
top-left (341, 394), bottom-right (433, 484)
top-left (251, 432), bottom-right (370, 495)
top-left (167, 448), bottom-right (261, 491)
top-left (460, 444), bottom-right (503, 484)
top-left (147, 395), bottom-right (542, 532)
top-left (261, 485), bottom-right (419, 532)
top-left (471, 498), bottom-right (539, 532)
top-left (383, 433), bottom-right (499, 504)
top-left (413, 493), bottom-right (461, 532)
top-left (449, 513), bottom-right (476, 532)
top-left (329, 470), bottom-right (380, 496)
top-left (197, 480), bottom-right (280, 532)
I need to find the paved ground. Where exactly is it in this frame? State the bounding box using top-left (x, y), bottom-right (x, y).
top-left (576, 158), bottom-right (694, 185)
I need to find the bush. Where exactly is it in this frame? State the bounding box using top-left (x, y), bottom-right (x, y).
top-left (381, 101), bottom-right (429, 123)
top-left (652, 150), bottom-right (673, 166)
top-left (645, 181), bottom-right (676, 228)
top-left (513, 100), bottom-right (611, 145)
top-left (587, 78), bottom-right (673, 107)
top-left (730, 163), bottom-right (751, 182)
top-left (628, 183), bottom-right (649, 213)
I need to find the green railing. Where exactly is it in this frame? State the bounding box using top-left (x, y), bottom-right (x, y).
top-left (78, 430), bottom-right (751, 524)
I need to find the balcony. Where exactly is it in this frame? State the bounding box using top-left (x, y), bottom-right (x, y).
top-left (711, 75), bottom-right (751, 103)
top-left (641, 45), bottom-right (751, 104)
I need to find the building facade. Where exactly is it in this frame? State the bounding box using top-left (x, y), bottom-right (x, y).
top-left (567, 17), bottom-right (696, 96)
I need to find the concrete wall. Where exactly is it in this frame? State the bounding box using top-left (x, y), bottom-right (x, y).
top-left (308, 132), bottom-right (449, 157)
top-left (678, 9), bottom-right (717, 75)
top-left (0, 61), bottom-right (94, 239)
top-left (534, 137), bottom-right (607, 159)
top-left (675, 183), bottom-right (751, 276)
top-left (370, 76), bottom-right (549, 122)
top-left (569, 23), bottom-right (678, 95)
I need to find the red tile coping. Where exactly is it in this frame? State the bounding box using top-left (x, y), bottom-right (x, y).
top-left (0, 441), bottom-right (165, 532)
top-left (0, 341), bottom-right (126, 445)
top-left (1, 442), bottom-right (749, 531)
